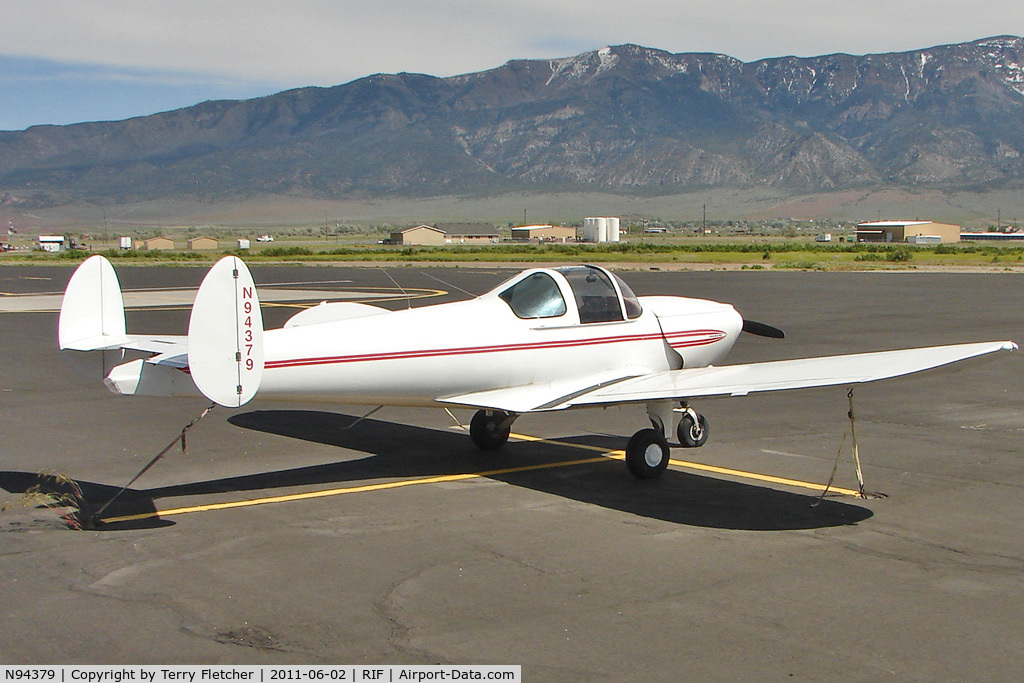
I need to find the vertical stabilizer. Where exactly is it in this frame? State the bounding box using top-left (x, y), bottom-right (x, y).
top-left (58, 255), bottom-right (126, 350)
top-left (187, 256), bottom-right (264, 407)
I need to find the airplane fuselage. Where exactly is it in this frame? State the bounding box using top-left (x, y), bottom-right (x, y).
top-left (257, 268), bottom-right (743, 408)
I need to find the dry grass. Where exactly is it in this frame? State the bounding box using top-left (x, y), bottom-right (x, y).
top-left (1, 471), bottom-right (87, 530)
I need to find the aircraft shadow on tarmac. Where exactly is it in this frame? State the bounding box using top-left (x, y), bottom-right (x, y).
top-left (0, 409), bottom-right (873, 532)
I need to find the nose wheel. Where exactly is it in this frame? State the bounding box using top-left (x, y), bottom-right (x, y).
top-left (677, 411), bottom-right (709, 448)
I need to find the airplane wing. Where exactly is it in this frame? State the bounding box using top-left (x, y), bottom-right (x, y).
top-left (439, 341), bottom-right (1015, 414)
top-left (564, 341), bottom-right (1018, 408)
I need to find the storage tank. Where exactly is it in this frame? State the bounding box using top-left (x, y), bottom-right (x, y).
top-left (584, 216), bottom-right (620, 242)
top-left (606, 217), bottom-right (620, 242)
top-left (585, 217), bottom-right (613, 242)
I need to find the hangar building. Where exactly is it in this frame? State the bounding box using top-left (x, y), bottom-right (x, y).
top-left (144, 237), bottom-right (175, 251)
top-left (855, 221), bottom-right (961, 244)
top-left (188, 237), bottom-right (219, 250)
top-left (390, 225), bottom-right (446, 246)
top-left (511, 225), bottom-right (577, 242)
top-left (390, 223), bottom-right (500, 246)
top-left (436, 223), bottom-right (500, 244)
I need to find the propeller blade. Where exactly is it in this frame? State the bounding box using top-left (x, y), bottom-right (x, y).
top-left (742, 319), bottom-right (785, 339)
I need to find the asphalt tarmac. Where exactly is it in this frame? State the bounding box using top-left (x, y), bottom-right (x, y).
top-left (2, 263), bottom-right (1022, 680)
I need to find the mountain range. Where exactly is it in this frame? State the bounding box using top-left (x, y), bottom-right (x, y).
top-left (2, 36), bottom-right (1024, 207)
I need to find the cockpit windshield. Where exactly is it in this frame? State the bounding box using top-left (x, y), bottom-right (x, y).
top-left (556, 265), bottom-right (643, 323)
top-left (612, 272), bottom-right (643, 320)
top-left (497, 266), bottom-right (643, 323)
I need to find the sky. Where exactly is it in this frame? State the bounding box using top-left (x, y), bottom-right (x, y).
top-left (1, 0), bottom-right (1022, 131)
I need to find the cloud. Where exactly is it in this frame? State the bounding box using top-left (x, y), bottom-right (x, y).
top-left (1, 0), bottom-right (1022, 129)
top-left (4, 0), bottom-right (1023, 87)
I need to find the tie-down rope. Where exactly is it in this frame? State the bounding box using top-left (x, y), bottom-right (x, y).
top-left (814, 388), bottom-right (886, 506)
top-left (88, 402), bottom-right (217, 525)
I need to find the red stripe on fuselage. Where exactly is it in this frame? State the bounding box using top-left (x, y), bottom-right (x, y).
top-left (264, 329), bottom-right (727, 370)
top-left (666, 329), bottom-right (728, 349)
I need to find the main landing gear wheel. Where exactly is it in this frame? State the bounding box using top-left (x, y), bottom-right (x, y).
top-left (625, 428), bottom-right (671, 479)
top-left (470, 409), bottom-right (512, 451)
top-left (678, 412), bottom-right (709, 448)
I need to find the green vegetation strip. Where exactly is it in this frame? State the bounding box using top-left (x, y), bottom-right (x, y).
top-left (4, 241), bottom-right (1024, 269)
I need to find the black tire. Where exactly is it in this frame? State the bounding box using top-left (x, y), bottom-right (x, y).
top-left (469, 410), bottom-right (511, 451)
top-left (625, 428), bottom-right (670, 479)
top-left (677, 412), bottom-right (709, 448)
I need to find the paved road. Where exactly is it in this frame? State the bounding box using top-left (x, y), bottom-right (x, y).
top-left (1, 263), bottom-right (1022, 680)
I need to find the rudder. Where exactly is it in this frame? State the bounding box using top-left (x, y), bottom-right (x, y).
top-left (58, 255), bottom-right (127, 350)
top-left (187, 256), bottom-right (265, 407)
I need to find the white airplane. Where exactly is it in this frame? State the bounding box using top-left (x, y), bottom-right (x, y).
top-left (59, 255), bottom-right (1016, 479)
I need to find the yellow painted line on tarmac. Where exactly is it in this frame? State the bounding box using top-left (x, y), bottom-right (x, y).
top-left (668, 459), bottom-right (861, 497)
top-left (100, 431), bottom-right (858, 524)
top-left (512, 432), bottom-right (861, 497)
top-left (100, 455), bottom-right (609, 524)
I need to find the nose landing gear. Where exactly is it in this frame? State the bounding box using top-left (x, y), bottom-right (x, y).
top-left (677, 410), bottom-right (709, 448)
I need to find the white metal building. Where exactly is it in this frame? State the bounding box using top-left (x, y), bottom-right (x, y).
top-left (38, 235), bottom-right (65, 252)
